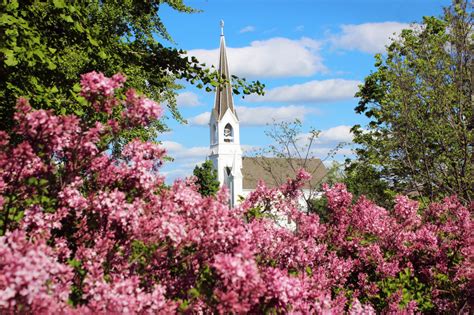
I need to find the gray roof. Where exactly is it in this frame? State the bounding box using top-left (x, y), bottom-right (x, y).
top-left (213, 29), bottom-right (238, 121)
top-left (242, 157), bottom-right (327, 190)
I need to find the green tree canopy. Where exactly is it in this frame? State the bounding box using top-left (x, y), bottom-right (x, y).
top-left (350, 0), bottom-right (473, 204)
top-left (0, 0), bottom-right (264, 145)
top-left (193, 160), bottom-right (220, 197)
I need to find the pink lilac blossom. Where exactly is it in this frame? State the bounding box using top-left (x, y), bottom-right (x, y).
top-left (80, 71), bottom-right (125, 99)
top-left (0, 230), bottom-right (72, 313)
top-left (123, 89), bottom-right (163, 126)
top-left (393, 195), bottom-right (421, 228)
top-left (350, 298), bottom-right (376, 315)
top-left (212, 247), bottom-right (264, 314)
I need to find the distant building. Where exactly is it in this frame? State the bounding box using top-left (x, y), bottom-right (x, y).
top-left (208, 21), bottom-right (326, 207)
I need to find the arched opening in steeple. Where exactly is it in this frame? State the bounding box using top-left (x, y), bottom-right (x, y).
top-left (224, 123), bottom-right (233, 143)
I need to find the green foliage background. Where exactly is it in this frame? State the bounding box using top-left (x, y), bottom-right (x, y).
top-left (349, 1), bottom-right (473, 204)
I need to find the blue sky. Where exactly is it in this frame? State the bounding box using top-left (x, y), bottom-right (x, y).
top-left (158, 0), bottom-right (451, 182)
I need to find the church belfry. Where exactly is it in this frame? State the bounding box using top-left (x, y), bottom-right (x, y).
top-left (208, 20), bottom-right (243, 207)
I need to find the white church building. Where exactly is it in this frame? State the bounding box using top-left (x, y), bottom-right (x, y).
top-left (208, 22), bottom-right (327, 207)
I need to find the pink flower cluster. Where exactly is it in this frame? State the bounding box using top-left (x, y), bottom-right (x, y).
top-left (80, 71), bottom-right (126, 100)
top-left (0, 230), bottom-right (72, 313)
top-left (123, 89), bottom-right (163, 126)
top-left (0, 72), bottom-right (471, 314)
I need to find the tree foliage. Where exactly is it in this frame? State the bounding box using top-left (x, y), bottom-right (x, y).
top-left (0, 0), bottom-right (264, 145)
top-left (351, 0), bottom-right (473, 204)
top-left (343, 162), bottom-right (395, 208)
top-left (193, 160), bottom-right (220, 197)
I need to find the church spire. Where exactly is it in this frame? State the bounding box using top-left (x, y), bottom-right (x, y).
top-left (208, 20), bottom-right (243, 207)
top-left (213, 20), bottom-right (238, 121)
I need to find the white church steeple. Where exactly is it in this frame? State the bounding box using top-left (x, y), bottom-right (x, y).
top-left (209, 20), bottom-right (243, 207)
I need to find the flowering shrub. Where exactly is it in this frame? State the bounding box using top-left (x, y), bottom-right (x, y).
top-left (0, 72), bottom-right (472, 313)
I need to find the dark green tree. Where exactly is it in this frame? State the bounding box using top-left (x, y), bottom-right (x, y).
top-left (343, 161), bottom-right (395, 208)
top-left (193, 160), bottom-right (220, 197)
top-left (350, 0), bottom-right (473, 204)
top-left (0, 0), bottom-right (264, 145)
top-left (307, 162), bottom-right (347, 221)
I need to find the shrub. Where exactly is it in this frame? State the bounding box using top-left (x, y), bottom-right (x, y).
top-left (0, 72), bottom-right (471, 313)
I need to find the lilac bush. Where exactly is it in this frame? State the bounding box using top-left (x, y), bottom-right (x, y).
top-left (0, 72), bottom-right (471, 313)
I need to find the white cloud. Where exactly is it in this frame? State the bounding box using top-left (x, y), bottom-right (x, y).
top-left (330, 22), bottom-right (411, 53)
top-left (295, 25), bottom-right (304, 32)
top-left (319, 125), bottom-right (353, 142)
top-left (247, 79), bottom-right (360, 103)
top-left (188, 105), bottom-right (317, 126)
top-left (161, 168), bottom-right (194, 182)
top-left (161, 141), bottom-right (209, 183)
top-left (188, 112), bottom-right (210, 126)
top-left (297, 125), bottom-right (353, 146)
top-left (161, 159), bottom-right (208, 183)
top-left (176, 91), bottom-right (201, 107)
top-left (162, 141), bottom-right (209, 160)
top-left (310, 147), bottom-right (353, 159)
top-left (161, 141), bottom-right (209, 184)
top-left (237, 105), bottom-right (315, 126)
top-left (239, 25), bottom-right (255, 33)
top-left (188, 37), bottom-right (325, 78)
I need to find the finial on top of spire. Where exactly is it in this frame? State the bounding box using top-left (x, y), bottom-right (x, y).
top-left (220, 19), bottom-right (224, 36)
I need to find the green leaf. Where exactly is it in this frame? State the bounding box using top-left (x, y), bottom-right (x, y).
top-left (0, 13), bottom-right (16, 25)
top-left (68, 259), bottom-right (81, 268)
top-left (40, 196), bottom-right (50, 203)
top-left (98, 50), bottom-right (107, 59)
top-left (87, 34), bottom-right (99, 46)
top-left (6, 0), bottom-right (19, 10)
top-left (5, 28), bottom-right (19, 37)
top-left (53, 0), bottom-right (66, 8)
top-left (27, 177), bottom-right (38, 185)
top-left (47, 61), bottom-right (57, 70)
top-left (188, 287), bottom-right (200, 298)
top-left (34, 50), bottom-right (45, 60)
top-left (60, 14), bottom-right (74, 23)
top-left (72, 83), bottom-right (81, 92)
top-left (3, 50), bottom-right (18, 66)
top-left (74, 22), bottom-right (84, 33)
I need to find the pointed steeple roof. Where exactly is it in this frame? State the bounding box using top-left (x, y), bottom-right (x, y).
top-left (213, 20), bottom-right (238, 121)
